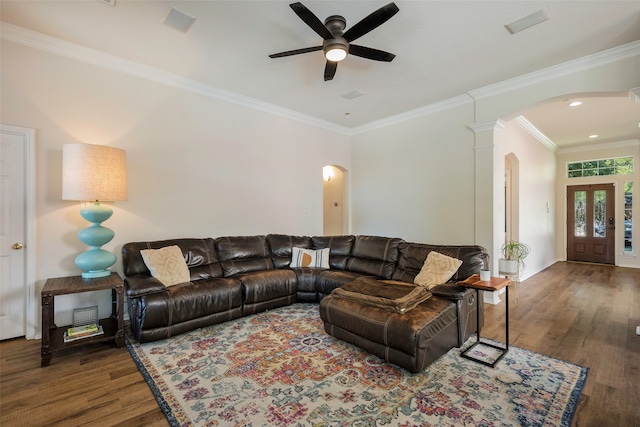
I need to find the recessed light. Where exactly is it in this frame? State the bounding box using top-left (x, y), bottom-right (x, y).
top-left (589, 134), bottom-right (599, 139)
top-left (569, 101), bottom-right (583, 107)
top-left (344, 112), bottom-right (351, 118)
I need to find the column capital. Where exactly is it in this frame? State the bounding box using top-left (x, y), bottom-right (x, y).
top-left (468, 118), bottom-right (506, 134)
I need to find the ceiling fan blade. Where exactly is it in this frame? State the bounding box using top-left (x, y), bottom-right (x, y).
top-left (342, 2), bottom-right (399, 42)
top-left (290, 2), bottom-right (333, 40)
top-left (349, 44), bottom-right (395, 62)
top-left (269, 46), bottom-right (322, 58)
top-left (324, 61), bottom-right (338, 81)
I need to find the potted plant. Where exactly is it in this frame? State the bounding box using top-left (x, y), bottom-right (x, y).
top-left (498, 240), bottom-right (530, 276)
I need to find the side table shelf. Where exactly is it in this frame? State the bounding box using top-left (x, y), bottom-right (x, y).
top-left (41, 272), bottom-right (124, 367)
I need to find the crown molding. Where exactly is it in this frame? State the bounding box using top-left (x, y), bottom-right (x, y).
top-left (0, 22), bottom-right (352, 135)
top-left (469, 40), bottom-right (640, 100)
top-left (350, 95), bottom-right (473, 135)
top-left (352, 40), bottom-right (640, 133)
top-left (3, 21), bottom-right (639, 137)
top-left (516, 116), bottom-right (557, 152)
top-left (557, 138), bottom-right (640, 154)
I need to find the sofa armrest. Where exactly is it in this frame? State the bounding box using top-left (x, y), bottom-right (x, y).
top-left (430, 283), bottom-right (473, 300)
top-left (124, 274), bottom-right (166, 298)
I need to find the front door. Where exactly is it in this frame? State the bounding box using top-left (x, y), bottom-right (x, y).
top-left (567, 184), bottom-right (615, 264)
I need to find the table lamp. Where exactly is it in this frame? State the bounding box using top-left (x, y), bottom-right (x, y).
top-left (62, 143), bottom-right (127, 278)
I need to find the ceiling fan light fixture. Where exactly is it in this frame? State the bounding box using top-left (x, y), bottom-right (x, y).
top-left (270, 3), bottom-right (399, 79)
top-left (323, 37), bottom-right (348, 62)
top-left (325, 46), bottom-right (347, 61)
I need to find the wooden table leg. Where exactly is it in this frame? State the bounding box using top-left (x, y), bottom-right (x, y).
top-left (114, 288), bottom-right (125, 347)
top-left (41, 293), bottom-right (53, 367)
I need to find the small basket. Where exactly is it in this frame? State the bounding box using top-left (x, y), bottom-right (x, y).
top-left (73, 306), bottom-right (98, 327)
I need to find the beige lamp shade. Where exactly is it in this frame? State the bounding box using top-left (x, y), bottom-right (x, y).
top-left (62, 143), bottom-right (127, 201)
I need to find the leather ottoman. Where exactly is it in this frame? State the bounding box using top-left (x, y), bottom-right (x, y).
top-left (319, 291), bottom-right (459, 373)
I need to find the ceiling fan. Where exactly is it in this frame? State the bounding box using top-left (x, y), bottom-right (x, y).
top-left (269, 2), bottom-right (399, 81)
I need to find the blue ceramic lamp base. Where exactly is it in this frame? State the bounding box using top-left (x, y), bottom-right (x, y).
top-left (75, 201), bottom-right (117, 279)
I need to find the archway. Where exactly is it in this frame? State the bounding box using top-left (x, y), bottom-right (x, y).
top-left (322, 165), bottom-right (347, 235)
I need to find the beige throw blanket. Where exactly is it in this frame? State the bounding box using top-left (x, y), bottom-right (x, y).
top-left (331, 277), bottom-right (431, 314)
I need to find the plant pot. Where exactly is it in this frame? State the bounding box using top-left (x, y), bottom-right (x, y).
top-left (498, 258), bottom-right (518, 275)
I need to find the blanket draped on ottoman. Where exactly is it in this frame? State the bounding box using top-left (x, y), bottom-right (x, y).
top-left (331, 277), bottom-right (431, 314)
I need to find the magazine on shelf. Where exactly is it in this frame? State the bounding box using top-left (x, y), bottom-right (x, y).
top-left (63, 325), bottom-right (104, 343)
top-left (67, 323), bottom-right (99, 338)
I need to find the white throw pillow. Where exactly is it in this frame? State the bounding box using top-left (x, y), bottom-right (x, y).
top-left (414, 251), bottom-right (463, 289)
top-left (290, 247), bottom-right (330, 269)
top-left (140, 245), bottom-right (191, 287)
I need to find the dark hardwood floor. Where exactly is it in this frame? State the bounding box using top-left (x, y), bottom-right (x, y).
top-left (482, 261), bottom-right (640, 427)
top-left (1, 261), bottom-right (638, 426)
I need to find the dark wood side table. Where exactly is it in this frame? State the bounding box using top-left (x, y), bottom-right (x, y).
top-left (41, 272), bottom-right (124, 367)
top-left (457, 274), bottom-right (512, 367)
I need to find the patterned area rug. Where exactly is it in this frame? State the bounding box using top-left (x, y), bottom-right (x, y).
top-left (125, 303), bottom-right (588, 426)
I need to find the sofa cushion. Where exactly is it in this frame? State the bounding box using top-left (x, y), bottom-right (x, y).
top-left (239, 270), bottom-right (298, 304)
top-left (140, 245), bottom-right (191, 287)
top-left (345, 235), bottom-right (403, 279)
top-left (292, 267), bottom-right (323, 301)
top-left (136, 277), bottom-right (243, 329)
top-left (266, 234), bottom-right (313, 269)
top-left (414, 251), bottom-right (463, 289)
top-left (311, 235), bottom-right (355, 270)
top-left (291, 247), bottom-right (330, 268)
top-left (392, 242), bottom-right (488, 283)
top-left (216, 235), bottom-right (274, 277)
top-left (122, 238), bottom-right (223, 280)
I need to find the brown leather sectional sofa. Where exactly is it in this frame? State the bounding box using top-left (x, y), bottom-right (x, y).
top-left (122, 234), bottom-right (488, 371)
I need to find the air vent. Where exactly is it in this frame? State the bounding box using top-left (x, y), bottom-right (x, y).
top-left (342, 90), bottom-right (365, 100)
top-left (163, 7), bottom-right (196, 33)
top-left (505, 9), bottom-right (549, 34)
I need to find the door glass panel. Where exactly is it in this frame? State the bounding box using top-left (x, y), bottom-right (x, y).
top-left (594, 190), bottom-right (606, 238)
top-left (575, 191), bottom-right (586, 237)
top-left (625, 182), bottom-right (633, 253)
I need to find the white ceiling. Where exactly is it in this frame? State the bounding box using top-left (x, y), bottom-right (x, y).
top-left (2, 0), bottom-right (640, 147)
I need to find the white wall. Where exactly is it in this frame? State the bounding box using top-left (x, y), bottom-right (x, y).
top-left (349, 45), bottom-right (640, 277)
top-left (350, 100), bottom-right (476, 243)
top-left (494, 119), bottom-right (557, 279)
top-left (1, 40), bottom-right (350, 329)
top-left (556, 140), bottom-right (640, 268)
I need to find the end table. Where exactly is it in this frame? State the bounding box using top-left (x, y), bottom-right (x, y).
top-left (457, 274), bottom-right (512, 367)
top-left (41, 272), bottom-right (124, 367)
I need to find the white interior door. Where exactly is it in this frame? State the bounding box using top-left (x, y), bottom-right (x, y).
top-left (0, 126), bottom-right (30, 339)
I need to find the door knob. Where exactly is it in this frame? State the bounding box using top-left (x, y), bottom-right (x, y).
top-left (12, 243), bottom-right (23, 250)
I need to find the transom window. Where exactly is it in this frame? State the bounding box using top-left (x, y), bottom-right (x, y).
top-left (567, 156), bottom-right (633, 178)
